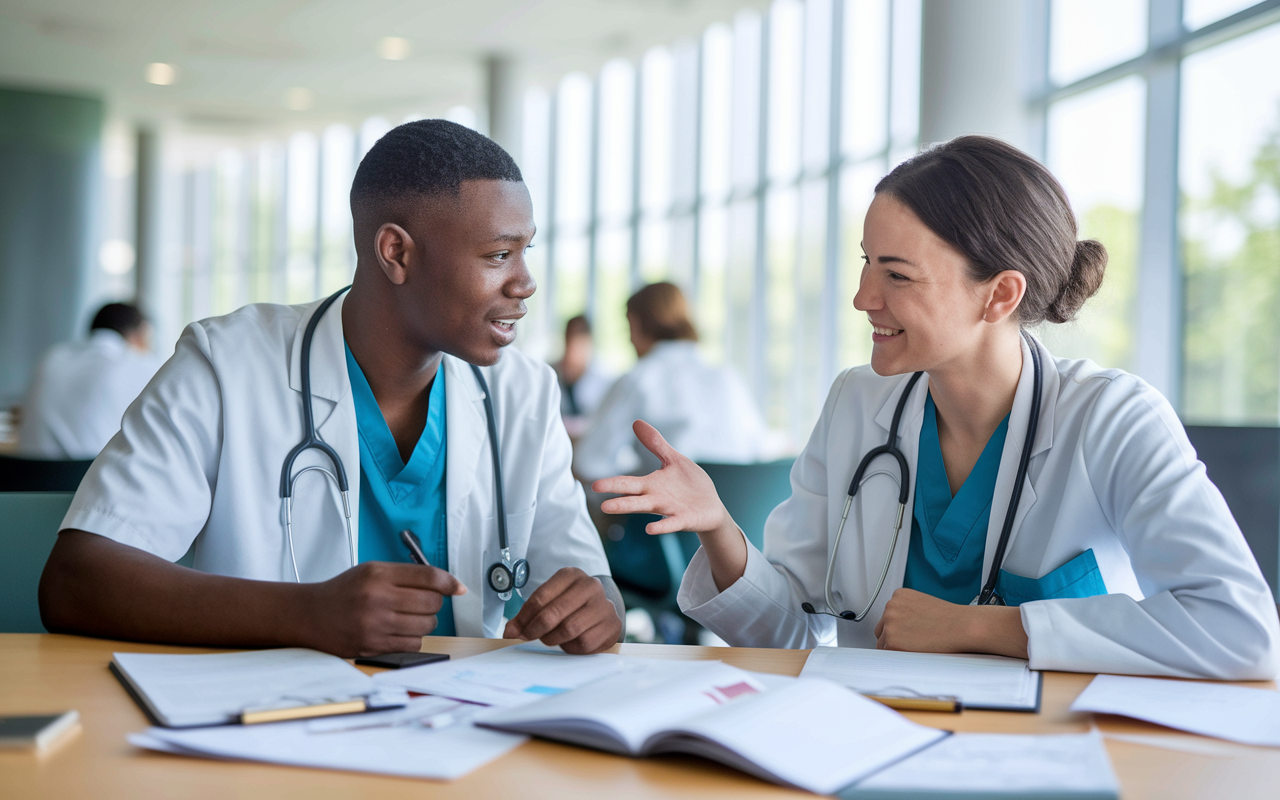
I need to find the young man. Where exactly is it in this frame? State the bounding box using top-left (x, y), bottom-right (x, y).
top-left (39, 120), bottom-right (624, 656)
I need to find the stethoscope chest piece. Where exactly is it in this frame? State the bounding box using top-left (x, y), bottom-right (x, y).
top-left (488, 549), bottom-right (530, 601)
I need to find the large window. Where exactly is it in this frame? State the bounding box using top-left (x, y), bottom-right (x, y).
top-left (522, 0), bottom-right (921, 444)
top-left (1036, 0), bottom-right (1280, 425)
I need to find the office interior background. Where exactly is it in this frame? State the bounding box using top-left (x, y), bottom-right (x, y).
top-left (1, 0), bottom-right (1277, 449)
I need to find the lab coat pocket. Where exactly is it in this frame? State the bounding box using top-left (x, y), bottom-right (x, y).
top-left (995, 548), bottom-right (1107, 607)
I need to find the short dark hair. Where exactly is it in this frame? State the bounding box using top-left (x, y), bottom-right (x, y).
top-left (875, 135), bottom-right (1106, 325)
top-left (350, 119), bottom-right (523, 206)
top-left (90, 302), bottom-right (145, 336)
top-left (565, 315), bottom-right (592, 339)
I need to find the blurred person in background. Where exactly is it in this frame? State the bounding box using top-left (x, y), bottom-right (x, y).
top-left (18, 302), bottom-right (162, 459)
top-left (553, 314), bottom-right (613, 438)
top-left (574, 282), bottom-right (775, 482)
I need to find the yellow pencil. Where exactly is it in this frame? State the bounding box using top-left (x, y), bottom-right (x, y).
top-left (864, 694), bottom-right (961, 713)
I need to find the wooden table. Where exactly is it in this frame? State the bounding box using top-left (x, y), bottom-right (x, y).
top-left (2, 634), bottom-right (1279, 798)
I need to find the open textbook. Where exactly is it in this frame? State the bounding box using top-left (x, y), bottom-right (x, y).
top-left (475, 659), bottom-right (947, 795)
top-left (802, 647), bottom-right (1042, 712)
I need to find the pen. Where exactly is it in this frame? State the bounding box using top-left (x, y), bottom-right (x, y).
top-left (400, 529), bottom-right (429, 566)
top-left (864, 694), bottom-right (962, 713)
top-left (240, 698), bottom-right (367, 725)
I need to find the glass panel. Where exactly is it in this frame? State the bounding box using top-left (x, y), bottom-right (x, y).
top-left (640, 47), bottom-right (674, 216)
top-left (843, 0), bottom-right (889, 160)
top-left (794, 178), bottom-right (828, 440)
top-left (320, 124), bottom-right (355, 294)
top-left (767, 0), bottom-right (803, 184)
top-left (726, 198), bottom-right (758, 385)
top-left (1180, 22), bottom-right (1280, 425)
top-left (554, 234), bottom-right (590, 334)
top-left (732, 10), bottom-right (764, 192)
top-left (555, 73), bottom-right (593, 230)
top-left (211, 148), bottom-right (245, 316)
top-left (698, 205), bottom-right (729, 365)
top-left (521, 88), bottom-right (553, 239)
top-left (1041, 75), bottom-right (1145, 372)
top-left (1185, 0), bottom-right (1259, 30)
top-left (594, 225), bottom-right (635, 374)
top-left (1050, 0), bottom-right (1147, 86)
top-left (889, 0), bottom-right (922, 157)
top-left (672, 41), bottom-right (700, 211)
top-left (839, 160), bottom-right (883, 371)
top-left (597, 60), bottom-right (635, 227)
top-left (801, 0), bottom-right (834, 175)
top-left (639, 217), bottom-right (671, 284)
top-left (286, 131), bottom-right (318, 304)
top-left (701, 23), bottom-right (734, 203)
top-left (764, 187), bottom-right (799, 432)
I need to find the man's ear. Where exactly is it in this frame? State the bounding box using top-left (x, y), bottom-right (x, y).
top-left (374, 223), bottom-right (414, 285)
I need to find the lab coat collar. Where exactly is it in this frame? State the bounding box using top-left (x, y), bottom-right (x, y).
top-left (287, 293), bottom-right (351, 405)
top-left (444, 354), bottom-right (489, 638)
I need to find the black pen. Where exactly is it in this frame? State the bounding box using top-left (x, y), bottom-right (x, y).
top-left (399, 529), bottom-right (430, 566)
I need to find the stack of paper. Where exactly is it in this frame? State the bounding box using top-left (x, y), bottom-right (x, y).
top-left (801, 647), bottom-right (1042, 712)
top-left (1070, 674), bottom-right (1280, 747)
top-left (839, 731), bottom-right (1120, 799)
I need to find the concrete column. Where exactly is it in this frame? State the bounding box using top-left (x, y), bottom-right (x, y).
top-left (0, 88), bottom-right (102, 403)
top-left (485, 55), bottom-right (523, 158)
top-left (918, 0), bottom-right (1033, 151)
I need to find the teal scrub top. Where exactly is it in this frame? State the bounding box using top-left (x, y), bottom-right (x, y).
top-left (902, 394), bottom-right (1009, 605)
top-left (344, 343), bottom-right (454, 636)
top-left (902, 392), bottom-right (1109, 606)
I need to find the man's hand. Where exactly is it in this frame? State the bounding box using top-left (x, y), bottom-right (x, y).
top-left (300, 561), bottom-right (467, 658)
top-left (503, 568), bottom-right (622, 654)
top-left (873, 587), bottom-right (1028, 658)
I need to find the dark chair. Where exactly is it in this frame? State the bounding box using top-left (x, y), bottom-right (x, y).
top-left (0, 492), bottom-right (75, 632)
top-left (0, 454), bottom-right (94, 492)
top-left (1184, 425), bottom-right (1280, 599)
top-left (602, 458), bottom-right (796, 643)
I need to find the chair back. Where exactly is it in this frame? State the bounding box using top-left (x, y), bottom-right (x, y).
top-left (699, 458), bottom-right (795, 551)
top-left (0, 455), bottom-right (94, 492)
top-left (1184, 425), bottom-right (1280, 598)
top-left (0, 492), bottom-right (75, 632)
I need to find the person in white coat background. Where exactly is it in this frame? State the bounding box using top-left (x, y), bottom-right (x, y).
top-left (39, 120), bottom-right (624, 657)
top-left (594, 136), bottom-right (1280, 680)
top-left (573, 281), bottom-right (776, 483)
top-left (18, 302), bottom-right (162, 459)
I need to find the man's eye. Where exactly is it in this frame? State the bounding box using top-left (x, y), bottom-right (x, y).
top-left (494, 251), bottom-right (510, 261)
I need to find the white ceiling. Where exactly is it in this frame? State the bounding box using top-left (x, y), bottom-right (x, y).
top-left (0, 0), bottom-right (765, 132)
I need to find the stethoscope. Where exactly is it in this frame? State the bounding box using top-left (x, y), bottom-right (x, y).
top-left (801, 329), bottom-right (1043, 620)
top-left (279, 286), bottom-right (530, 600)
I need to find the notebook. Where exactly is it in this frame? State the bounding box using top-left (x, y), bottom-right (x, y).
top-left (111, 648), bottom-right (399, 728)
top-left (839, 731), bottom-right (1120, 799)
top-left (476, 659), bottom-right (948, 795)
top-left (801, 647), bottom-right (1043, 712)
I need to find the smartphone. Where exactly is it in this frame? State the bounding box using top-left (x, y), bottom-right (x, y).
top-left (354, 652), bottom-right (450, 669)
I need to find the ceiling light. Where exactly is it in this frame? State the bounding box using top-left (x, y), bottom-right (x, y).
top-left (377, 36), bottom-right (411, 60)
top-left (285, 87), bottom-right (313, 111)
top-left (145, 63), bottom-right (177, 85)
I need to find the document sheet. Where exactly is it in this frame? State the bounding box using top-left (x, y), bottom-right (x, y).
top-left (112, 648), bottom-right (380, 727)
top-left (801, 647), bottom-right (1042, 711)
top-left (841, 731), bottom-right (1120, 799)
top-left (129, 697), bottom-right (526, 781)
top-left (374, 643), bottom-right (631, 707)
top-left (1070, 674), bottom-right (1280, 748)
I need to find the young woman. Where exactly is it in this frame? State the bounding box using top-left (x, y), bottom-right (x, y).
top-left (594, 136), bottom-right (1279, 679)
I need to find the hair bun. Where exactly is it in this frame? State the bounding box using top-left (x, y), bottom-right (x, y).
top-left (1045, 239), bottom-right (1108, 324)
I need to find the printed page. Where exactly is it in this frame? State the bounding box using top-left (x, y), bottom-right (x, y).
top-left (113, 649), bottom-right (376, 727)
top-left (660, 677), bottom-right (948, 795)
top-left (842, 731), bottom-right (1120, 799)
top-left (478, 660), bottom-right (765, 753)
top-left (130, 697), bottom-right (526, 781)
top-left (802, 647), bottom-right (1039, 711)
top-left (374, 645), bottom-right (631, 708)
top-left (1071, 674), bottom-right (1280, 747)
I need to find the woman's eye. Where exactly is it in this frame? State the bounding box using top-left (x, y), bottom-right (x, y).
top-left (888, 271), bottom-right (908, 282)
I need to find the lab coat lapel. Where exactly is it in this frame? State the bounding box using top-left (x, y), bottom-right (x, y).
top-left (981, 334), bottom-right (1057, 584)
top-left (444, 356), bottom-right (489, 637)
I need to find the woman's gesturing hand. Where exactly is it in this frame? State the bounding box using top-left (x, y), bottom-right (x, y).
top-left (592, 420), bottom-right (748, 592)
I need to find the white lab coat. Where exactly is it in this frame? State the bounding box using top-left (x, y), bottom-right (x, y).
top-left (679, 335), bottom-right (1280, 680)
top-left (574, 340), bottom-right (776, 480)
top-left (18, 329), bottom-right (162, 459)
top-left (61, 295), bottom-right (611, 638)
